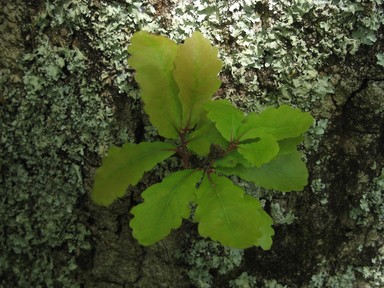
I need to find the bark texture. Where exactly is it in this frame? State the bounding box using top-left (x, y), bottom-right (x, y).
top-left (1, 1), bottom-right (383, 287)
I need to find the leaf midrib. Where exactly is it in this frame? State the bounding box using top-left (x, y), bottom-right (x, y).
top-left (212, 179), bottom-right (238, 244)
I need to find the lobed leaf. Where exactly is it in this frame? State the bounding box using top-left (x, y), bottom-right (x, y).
top-left (174, 31), bottom-right (223, 129)
top-left (214, 150), bottom-right (252, 168)
top-left (187, 121), bottom-right (228, 156)
top-left (238, 105), bottom-right (314, 141)
top-left (130, 169), bottom-right (203, 246)
top-left (238, 134), bottom-right (279, 167)
top-left (237, 113), bottom-right (267, 141)
top-left (243, 194), bottom-right (275, 250)
top-left (278, 135), bottom-right (304, 154)
top-left (204, 99), bottom-right (244, 141)
top-left (92, 142), bottom-right (175, 206)
top-left (128, 31), bottom-right (182, 138)
top-left (218, 151), bottom-right (309, 192)
top-left (194, 174), bottom-right (274, 249)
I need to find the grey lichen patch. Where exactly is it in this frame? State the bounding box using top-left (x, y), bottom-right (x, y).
top-left (177, 238), bottom-right (244, 288)
top-left (357, 247), bottom-right (384, 287)
top-left (81, 0), bottom-right (158, 96)
top-left (164, 0), bottom-right (383, 112)
top-left (346, 170), bottom-right (384, 287)
top-left (350, 168), bottom-right (384, 228)
top-left (0, 1), bottom-right (139, 287)
top-left (0, 48), bottom-right (113, 287)
top-left (2, 0), bottom-right (384, 287)
top-left (270, 203), bottom-right (295, 225)
top-left (309, 265), bottom-right (356, 288)
top-left (301, 61), bottom-right (384, 288)
top-left (0, 1), bottom-right (26, 106)
top-left (0, 2), bottom-right (25, 70)
top-left (229, 272), bottom-right (258, 288)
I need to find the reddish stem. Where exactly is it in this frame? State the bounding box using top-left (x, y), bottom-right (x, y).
top-left (177, 128), bottom-right (190, 169)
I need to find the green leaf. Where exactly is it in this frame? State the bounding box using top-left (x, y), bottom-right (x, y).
top-left (243, 194), bottom-right (274, 250)
top-left (130, 169), bottom-right (203, 246)
top-left (187, 121), bottom-right (228, 156)
top-left (238, 134), bottom-right (279, 167)
top-left (174, 31), bottom-right (223, 129)
top-left (278, 135), bottom-right (304, 154)
top-left (128, 31), bottom-right (182, 138)
top-left (195, 174), bottom-right (274, 249)
top-left (238, 105), bottom-right (314, 141)
top-left (92, 142), bottom-right (175, 206)
top-left (204, 99), bottom-right (244, 141)
top-left (218, 151), bottom-right (309, 192)
top-left (214, 150), bottom-right (251, 168)
top-left (237, 113), bottom-right (266, 141)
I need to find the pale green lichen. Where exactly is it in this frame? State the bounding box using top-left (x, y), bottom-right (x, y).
top-left (177, 238), bottom-right (244, 288)
top-left (263, 279), bottom-right (288, 288)
top-left (357, 251), bottom-right (384, 287)
top-left (167, 1), bottom-right (382, 286)
top-left (229, 273), bottom-right (288, 288)
top-left (229, 272), bottom-right (257, 288)
top-left (2, 0), bottom-right (383, 287)
top-left (86, 1), bottom-right (155, 93)
top-left (270, 203), bottom-right (296, 225)
top-left (349, 170), bottom-right (384, 287)
top-left (308, 170), bottom-right (384, 288)
top-left (350, 169), bottom-right (384, 228)
top-left (0, 1), bottom-right (133, 286)
top-left (377, 53), bottom-right (384, 67)
top-left (309, 266), bottom-right (356, 288)
top-left (310, 178), bottom-right (328, 205)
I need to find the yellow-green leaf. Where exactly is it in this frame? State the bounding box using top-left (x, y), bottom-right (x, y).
top-left (214, 150), bottom-right (252, 168)
top-left (238, 134), bottom-right (279, 167)
top-left (187, 121), bottom-right (228, 156)
top-left (92, 142), bottom-right (175, 206)
top-left (218, 151), bottom-right (309, 192)
top-left (204, 99), bottom-right (244, 141)
top-left (278, 135), bottom-right (304, 154)
top-left (128, 31), bottom-right (182, 138)
top-left (174, 31), bottom-right (223, 129)
top-left (195, 174), bottom-right (274, 249)
top-left (238, 105), bottom-right (314, 141)
top-left (130, 169), bottom-right (203, 246)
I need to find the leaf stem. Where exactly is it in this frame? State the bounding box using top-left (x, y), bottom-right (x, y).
top-left (226, 140), bottom-right (239, 154)
top-left (177, 128), bottom-right (190, 169)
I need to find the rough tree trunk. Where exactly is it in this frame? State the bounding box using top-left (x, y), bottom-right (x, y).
top-left (1, 1), bottom-right (383, 287)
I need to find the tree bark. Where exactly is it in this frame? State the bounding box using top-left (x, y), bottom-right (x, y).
top-left (1, 1), bottom-right (383, 287)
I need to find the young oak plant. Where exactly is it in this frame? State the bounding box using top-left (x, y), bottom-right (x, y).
top-left (91, 31), bottom-right (314, 249)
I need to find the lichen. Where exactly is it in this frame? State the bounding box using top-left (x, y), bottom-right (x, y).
top-left (263, 279), bottom-right (288, 288)
top-left (0, 1), bottom-right (130, 286)
top-left (229, 272), bottom-right (258, 288)
top-left (177, 238), bottom-right (244, 288)
top-left (164, 0), bottom-right (384, 111)
top-left (270, 203), bottom-right (296, 225)
top-left (348, 169), bottom-right (384, 287)
top-left (2, 0), bottom-right (383, 287)
top-left (309, 266), bottom-right (356, 288)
